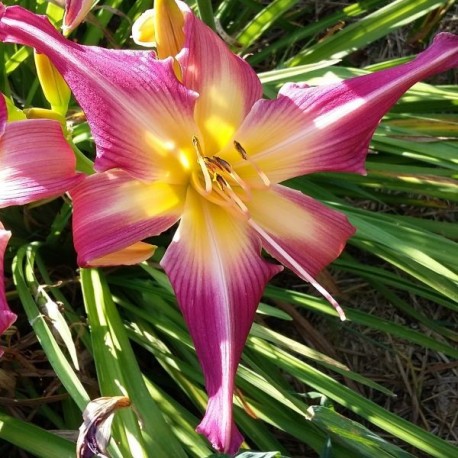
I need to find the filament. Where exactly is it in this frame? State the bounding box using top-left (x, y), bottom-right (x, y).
top-left (234, 140), bottom-right (271, 187)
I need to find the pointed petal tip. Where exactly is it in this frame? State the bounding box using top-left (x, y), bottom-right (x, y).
top-left (161, 191), bottom-right (281, 456)
top-left (1, 310), bottom-right (17, 336)
top-left (234, 32), bottom-right (458, 183)
top-left (83, 242), bottom-right (156, 268)
top-left (196, 410), bottom-right (244, 455)
top-left (434, 31), bottom-right (458, 46)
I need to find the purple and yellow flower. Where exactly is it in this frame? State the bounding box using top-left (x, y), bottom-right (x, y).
top-left (1, 1), bottom-right (457, 453)
top-left (0, 93), bottom-right (82, 350)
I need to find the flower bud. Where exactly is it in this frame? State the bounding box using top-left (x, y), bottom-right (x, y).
top-left (132, 0), bottom-right (185, 59)
top-left (34, 51), bottom-right (71, 116)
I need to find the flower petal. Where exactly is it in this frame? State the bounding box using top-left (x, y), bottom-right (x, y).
top-left (155, 0), bottom-right (186, 59)
top-left (34, 51), bottom-right (71, 115)
top-left (161, 189), bottom-right (281, 454)
top-left (228, 33), bottom-right (458, 184)
top-left (132, 9), bottom-right (156, 47)
top-left (87, 242), bottom-right (156, 268)
top-left (0, 118), bottom-right (82, 207)
top-left (248, 184), bottom-right (355, 317)
top-left (177, 2), bottom-right (262, 154)
top-left (0, 94), bottom-right (6, 136)
top-left (0, 4), bottom-right (198, 182)
top-left (71, 170), bottom-right (186, 267)
top-left (0, 223), bottom-right (17, 356)
top-left (63, 0), bottom-right (94, 35)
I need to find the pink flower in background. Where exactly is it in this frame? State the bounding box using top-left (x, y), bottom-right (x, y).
top-left (62, 0), bottom-right (94, 35)
top-left (0, 1), bottom-right (457, 453)
top-left (0, 222), bottom-right (15, 355)
top-left (0, 98), bottom-right (81, 209)
top-left (0, 94), bottom-right (82, 350)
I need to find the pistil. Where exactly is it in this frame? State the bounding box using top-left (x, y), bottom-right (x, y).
top-left (193, 136), bottom-right (212, 194)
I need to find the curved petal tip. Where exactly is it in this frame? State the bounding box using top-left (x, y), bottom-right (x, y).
top-left (196, 407), bottom-right (244, 455)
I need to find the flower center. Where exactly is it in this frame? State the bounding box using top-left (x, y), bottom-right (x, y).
top-left (190, 137), bottom-right (270, 216)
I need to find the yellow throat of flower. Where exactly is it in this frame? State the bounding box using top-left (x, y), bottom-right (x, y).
top-left (189, 137), bottom-right (270, 217)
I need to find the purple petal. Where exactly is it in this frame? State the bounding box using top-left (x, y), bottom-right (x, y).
top-left (0, 118), bottom-right (82, 207)
top-left (248, 184), bottom-right (355, 318)
top-left (0, 94), bottom-right (6, 136)
top-left (161, 189), bottom-right (282, 454)
top-left (70, 170), bottom-right (186, 266)
top-left (222, 33), bottom-right (458, 184)
top-left (177, 1), bottom-right (262, 154)
top-left (0, 4), bottom-right (198, 182)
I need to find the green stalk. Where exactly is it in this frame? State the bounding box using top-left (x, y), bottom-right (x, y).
top-left (196, 0), bottom-right (216, 31)
top-left (80, 268), bottom-right (186, 458)
top-left (0, 411), bottom-right (75, 458)
top-left (69, 140), bottom-right (95, 175)
top-left (12, 244), bottom-right (90, 411)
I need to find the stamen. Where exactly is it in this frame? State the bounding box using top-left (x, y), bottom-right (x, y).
top-left (229, 169), bottom-right (252, 199)
top-left (248, 219), bottom-right (346, 321)
top-left (214, 172), bottom-right (250, 215)
top-left (234, 140), bottom-right (271, 187)
top-left (208, 153), bottom-right (252, 197)
top-left (193, 136), bottom-right (212, 194)
top-left (191, 172), bottom-right (232, 208)
top-left (189, 136), bottom-right (251, 216)
top-left (207, 156), bottom-right (232, 174)
top-left (233, 140), bottom-right (248, 160)
top-left (215, 174), bottom-right (228, 190)
top-left (221, 181), bottom-right (249, 215)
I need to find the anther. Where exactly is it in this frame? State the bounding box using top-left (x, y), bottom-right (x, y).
top-left (234, 140), bottom-right (271, 188)
top-left (215, 174), bottom-right (227, 190)
top-left (211, 157), bottom-right (232, 173)
top-left (234, 140), bottom-right (247, 160)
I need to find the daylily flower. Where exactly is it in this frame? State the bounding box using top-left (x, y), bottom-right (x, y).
top-left (1, 1), bottom-right (457, 454)
top-left (62, 0), bottom-right (94, 36)
top-left (0, 93), bottom-right (82, 350)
